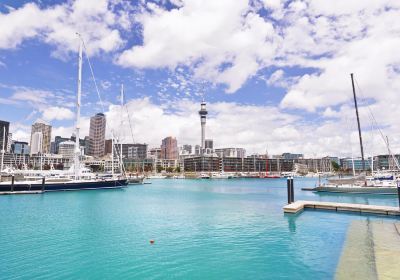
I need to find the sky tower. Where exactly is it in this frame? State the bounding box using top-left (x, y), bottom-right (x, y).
top-left (199, 100), bottom-right (208, 151)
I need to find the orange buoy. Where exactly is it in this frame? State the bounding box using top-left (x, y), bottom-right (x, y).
top-left (150, 240), bottom-right (155, 244)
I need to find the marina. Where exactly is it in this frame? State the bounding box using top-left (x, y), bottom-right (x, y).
top-left (1, 178), bottom-right (399, 279)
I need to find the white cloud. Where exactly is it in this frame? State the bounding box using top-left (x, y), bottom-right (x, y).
top-left (0, 0), bottom-right (127, 57)
top-left (41, 106), bottom-right (75, 121)
top-left (117, 0), bottom-right (280, 93)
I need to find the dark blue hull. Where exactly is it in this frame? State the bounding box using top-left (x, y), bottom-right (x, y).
top-left (0, 179), bottom-right (128, 192)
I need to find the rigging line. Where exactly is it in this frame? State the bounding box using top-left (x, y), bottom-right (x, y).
top-left (79, 36), bottom-right (105, 113)
top-left (354, 78), bottom-right (400, 169)
top-left (124, 105), bottom-right (135, 143)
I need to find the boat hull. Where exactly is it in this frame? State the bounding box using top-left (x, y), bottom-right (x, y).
top-left (0, 179), bottom-right (128, 192)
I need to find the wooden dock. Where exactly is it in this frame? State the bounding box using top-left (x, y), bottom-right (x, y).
top-left (284, 200), bottom-right (400, 216)
top-left (0, 190), bottom-right (44, 195)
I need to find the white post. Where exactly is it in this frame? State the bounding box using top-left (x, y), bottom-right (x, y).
top-left (74, 35), bottom-right (83, 180)
top-left (111, 134), bottom-right (114, 177)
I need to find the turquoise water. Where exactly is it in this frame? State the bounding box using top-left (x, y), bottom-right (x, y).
top-left (0, 178), bottom-right (399, 279)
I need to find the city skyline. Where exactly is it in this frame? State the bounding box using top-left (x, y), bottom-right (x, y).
top-left (0, 1), bottom-right (399, 157)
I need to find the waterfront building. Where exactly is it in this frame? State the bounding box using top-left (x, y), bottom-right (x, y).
top-left (148, 147), bottom-right (161, 159)
top-left (340, 157), bottom-right (372, 172)
top-left (115, 143), bottom-right (148, 160)
top-left (282, 153), bottom-right (304, 160)
top-left (184, 156), bottom-right (219, 172)
top-left (373, 154), bottom-right (400, 170)
top-left (88, 113), bottom-right (106, 158)
top-left (30, 123), bottom-right (52, 154)
top-left (161, 137), bottom-right (178, 159)
top-left (58, 141), bottom-right (75, 159)
top-left (11, 141), bottom-right (30, 155)
top-left (215, 148), bottom-right (246, 158)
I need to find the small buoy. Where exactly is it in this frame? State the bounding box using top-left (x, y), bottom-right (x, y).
top-left (150, 240), bottom-right (155, 244)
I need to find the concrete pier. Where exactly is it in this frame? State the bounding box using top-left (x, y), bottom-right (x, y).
top-left (283, 200), bottom-right (400, 216)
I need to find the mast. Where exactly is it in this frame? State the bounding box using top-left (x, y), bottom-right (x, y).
top-left (0, 127), bottom-right (5, 172)
top-left (350, 73), bottom-right (366, 173)
top-left (120, 84), bottom-right (124, 171)
top-left (74, 35), bottom-right (83, 180)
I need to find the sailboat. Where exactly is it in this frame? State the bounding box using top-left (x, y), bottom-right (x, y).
top-left (314, 73), bottom-right (399, 194)
top-left (0, 35), bottom-right (128, 193)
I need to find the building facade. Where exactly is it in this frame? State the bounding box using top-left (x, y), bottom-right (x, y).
top-left (161, 137), bottom-right (178, 159)
top-left (11, 141), bottom-right (30, 155)
top-left (215, 148), bottom-right (246, 158)
top-left (30, 131), bottom-right (43, 155)
top-left (88, 113), bottom-right (106, 158)
top-left (115, 143), bottom-right (148, 160)
top-left (0, 120), bottom-right (10, 153)
top-left (58, 141), bottom-right (75, 159)
top-left (30, 123), bottom-right (52, 154)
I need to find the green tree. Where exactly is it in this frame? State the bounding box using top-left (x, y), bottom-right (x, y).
top-left (331, 161), bottom-right (340, 172)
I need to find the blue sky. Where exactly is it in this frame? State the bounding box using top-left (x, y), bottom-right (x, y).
top-left (0, 0), bottom-right (399, 156)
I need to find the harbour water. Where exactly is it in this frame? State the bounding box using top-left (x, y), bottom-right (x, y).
top-left (0, 178), bottom-right (398, 279)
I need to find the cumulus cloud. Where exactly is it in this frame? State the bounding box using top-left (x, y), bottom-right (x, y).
top-left (117, 0), bottom-right (280, 93)
top-left (40, 106), bottom-right (75, 121)
top-left (0, 0), bottom-right (127, 57)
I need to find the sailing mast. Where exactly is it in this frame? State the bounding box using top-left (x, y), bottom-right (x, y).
top-left (120, 84), bottom-right (124, 171)
top-left (350, 73), bottom-right (366, 174)
top-left (0, 127), bottom-right (5, 172)
top-left (74, 35), bottom-right (83, 180)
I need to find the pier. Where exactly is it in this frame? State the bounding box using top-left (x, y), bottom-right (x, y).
top-left (283, 200), bottom-right (400, 216)
top-left (0, 190), bottom-right (43, 195)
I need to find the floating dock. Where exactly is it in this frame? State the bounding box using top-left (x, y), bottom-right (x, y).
top-left (284, 200), bottom-right (400, 216)
top-left (0, 190), bottom-right (44, 195)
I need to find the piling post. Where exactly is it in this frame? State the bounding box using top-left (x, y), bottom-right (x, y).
top-left (287, 177), bottom-right (292, 204)
top-left (11, 175), bottom-right (15, 192)
top-left (290, 177), bottom-right (294, 203)
top-left (41, 177), bottom-right (45, 192)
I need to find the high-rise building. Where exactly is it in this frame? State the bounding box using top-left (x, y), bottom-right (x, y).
top-left (30, 123), bottom-right (52, 154)
top-left (88, 113), bottom-right (106, 158)
top-left (180, 144), bottom-right (192, 155)
top-left (198, 101), bottom-right (208, 151)
top-left (161, 137), bottom-right (178, 159)
top-left (30, 131), bottom-right (43, 155)
top-left (104, 139), bottom-right (112, 155)
top-left (0, 120), bottom-right (10, 152)
top-left (205, 139), bottom-right (213, 150)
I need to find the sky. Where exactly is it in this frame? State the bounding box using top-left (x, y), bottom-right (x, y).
top-left (0, 0), bottom-right (400, 157)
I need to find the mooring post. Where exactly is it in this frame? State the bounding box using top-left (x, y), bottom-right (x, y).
top-left (11, 175), bottom-right (15, 192)
top-left (41, 177), bottom-right (45, 192)
top-left (287, 177), bottom-right (292, 204)
top-left (290, 177), bottom-right (294, 203)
